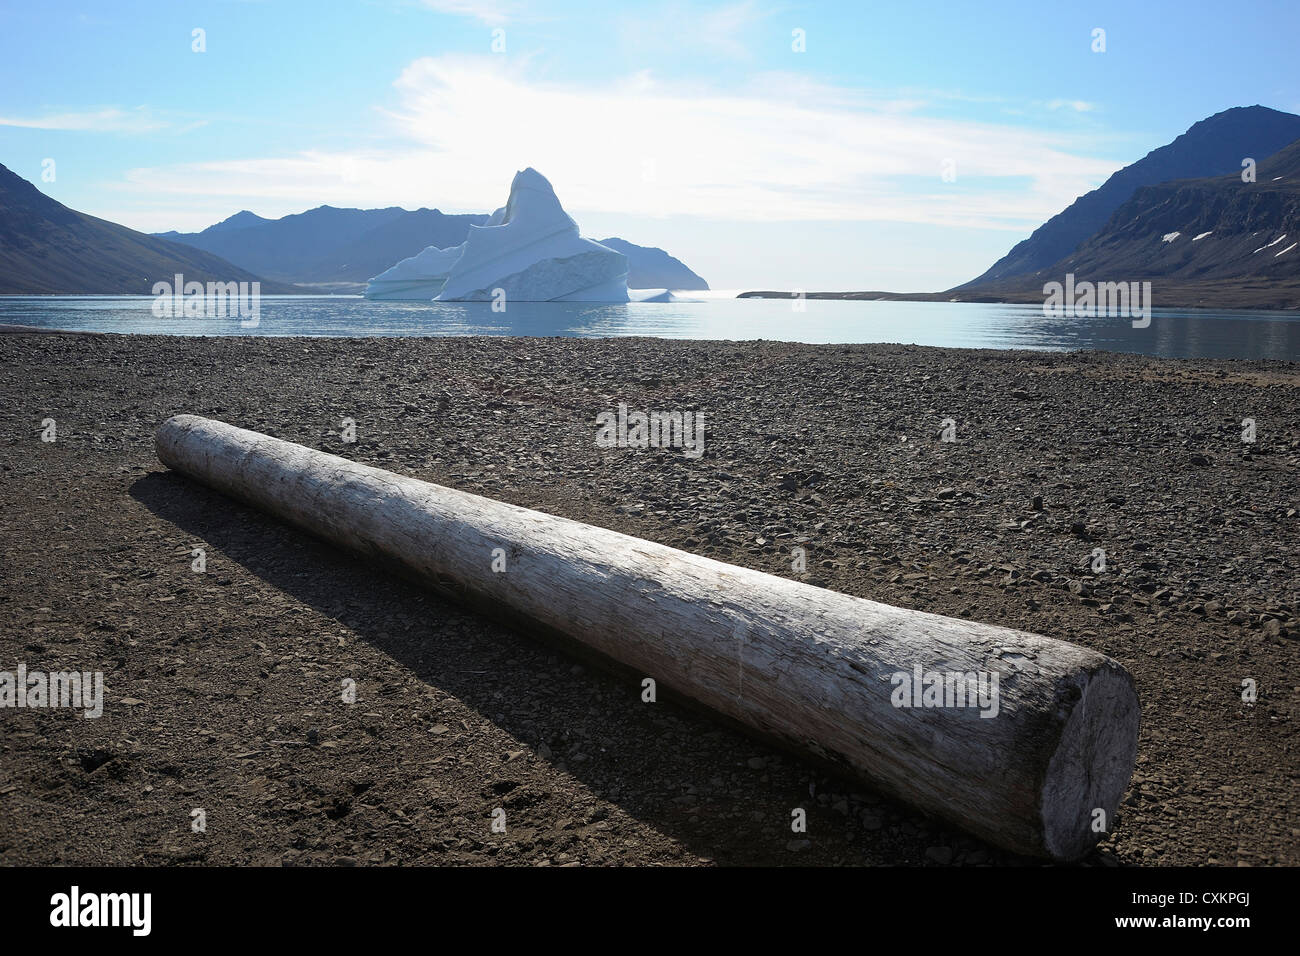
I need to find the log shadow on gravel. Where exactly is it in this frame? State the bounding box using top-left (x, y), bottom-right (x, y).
top-left (130, 469), bottom-right (1050, 866)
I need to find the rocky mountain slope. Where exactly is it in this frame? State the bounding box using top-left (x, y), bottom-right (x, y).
top-left (956, 138), bottom-right (1300, 309)
top-left (1046, 139), bottom-right (1300, 283)
top-left (0, 163), bottom-right (296, 295)
top-left (958, 106), bottom-right (1300, 289)
top-left (597, 237), bottom-right (709, 290)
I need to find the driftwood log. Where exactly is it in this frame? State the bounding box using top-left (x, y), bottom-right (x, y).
top-left (156, 414), bottom-right (1139, 860)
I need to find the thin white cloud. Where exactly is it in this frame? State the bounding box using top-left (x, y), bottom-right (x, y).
top-left (420, 0), bottom-right (518, 26)
top-left (617, 0), bottom-right (773, 61)
top-left (0, 107), bottom-right (168, 132)
top-left (1044, 99), bottom-right (1098, 112)
top-left (116, 56), bottom-right (1122, 232)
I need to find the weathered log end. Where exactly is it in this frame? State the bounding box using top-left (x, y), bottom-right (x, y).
top-left (1041, 660), bottom-right (1141, 861)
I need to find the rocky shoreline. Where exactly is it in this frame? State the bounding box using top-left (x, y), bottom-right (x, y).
top-left (1, 333), bottom-right (1296, 866)
top-left (739, 278), bottom-right (1300, 311)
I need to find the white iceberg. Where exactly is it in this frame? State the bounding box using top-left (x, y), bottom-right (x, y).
top-left (364, 243), bottom-right (464, 300)
top-left (364, 168), bottom-right (631, 302)
top-left (436, 168), bottom-right (628, 302)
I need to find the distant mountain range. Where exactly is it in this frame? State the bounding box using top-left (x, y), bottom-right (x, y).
top-left (0, 163), bottom-right (299, 295)
top-left (0, 164), bottom-right (709, 296)
top-left (155, 206), bottom-right (489, 289)
top-left (157, 209), bottom-right (710, 292)
top-left (595, 237), bottom-right (709, 290)
top-left (958, 106), bottom-right (1300, 289)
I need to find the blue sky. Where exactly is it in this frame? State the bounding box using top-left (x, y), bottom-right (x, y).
top-left (2, 0), bottom-right (1298, 290)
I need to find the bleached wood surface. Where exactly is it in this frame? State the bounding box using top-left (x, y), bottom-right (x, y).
top-left (156, 414), bottom-right (1139, 860)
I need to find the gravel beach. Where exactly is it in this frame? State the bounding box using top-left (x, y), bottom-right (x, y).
top-left (1, 332), bottom-right (1296, 866)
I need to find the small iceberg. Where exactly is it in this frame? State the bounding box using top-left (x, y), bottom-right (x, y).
top-left (625, 289), bottom-right (707, 302)
top-left (363, 244), bottom-right (464, 300)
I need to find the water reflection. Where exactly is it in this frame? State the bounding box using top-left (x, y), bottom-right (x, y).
top-left (1, 295), bottom-right (1297, 360)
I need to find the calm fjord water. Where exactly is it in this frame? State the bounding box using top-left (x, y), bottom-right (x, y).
top-left (3, 295), bottom-right (1298, 360)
